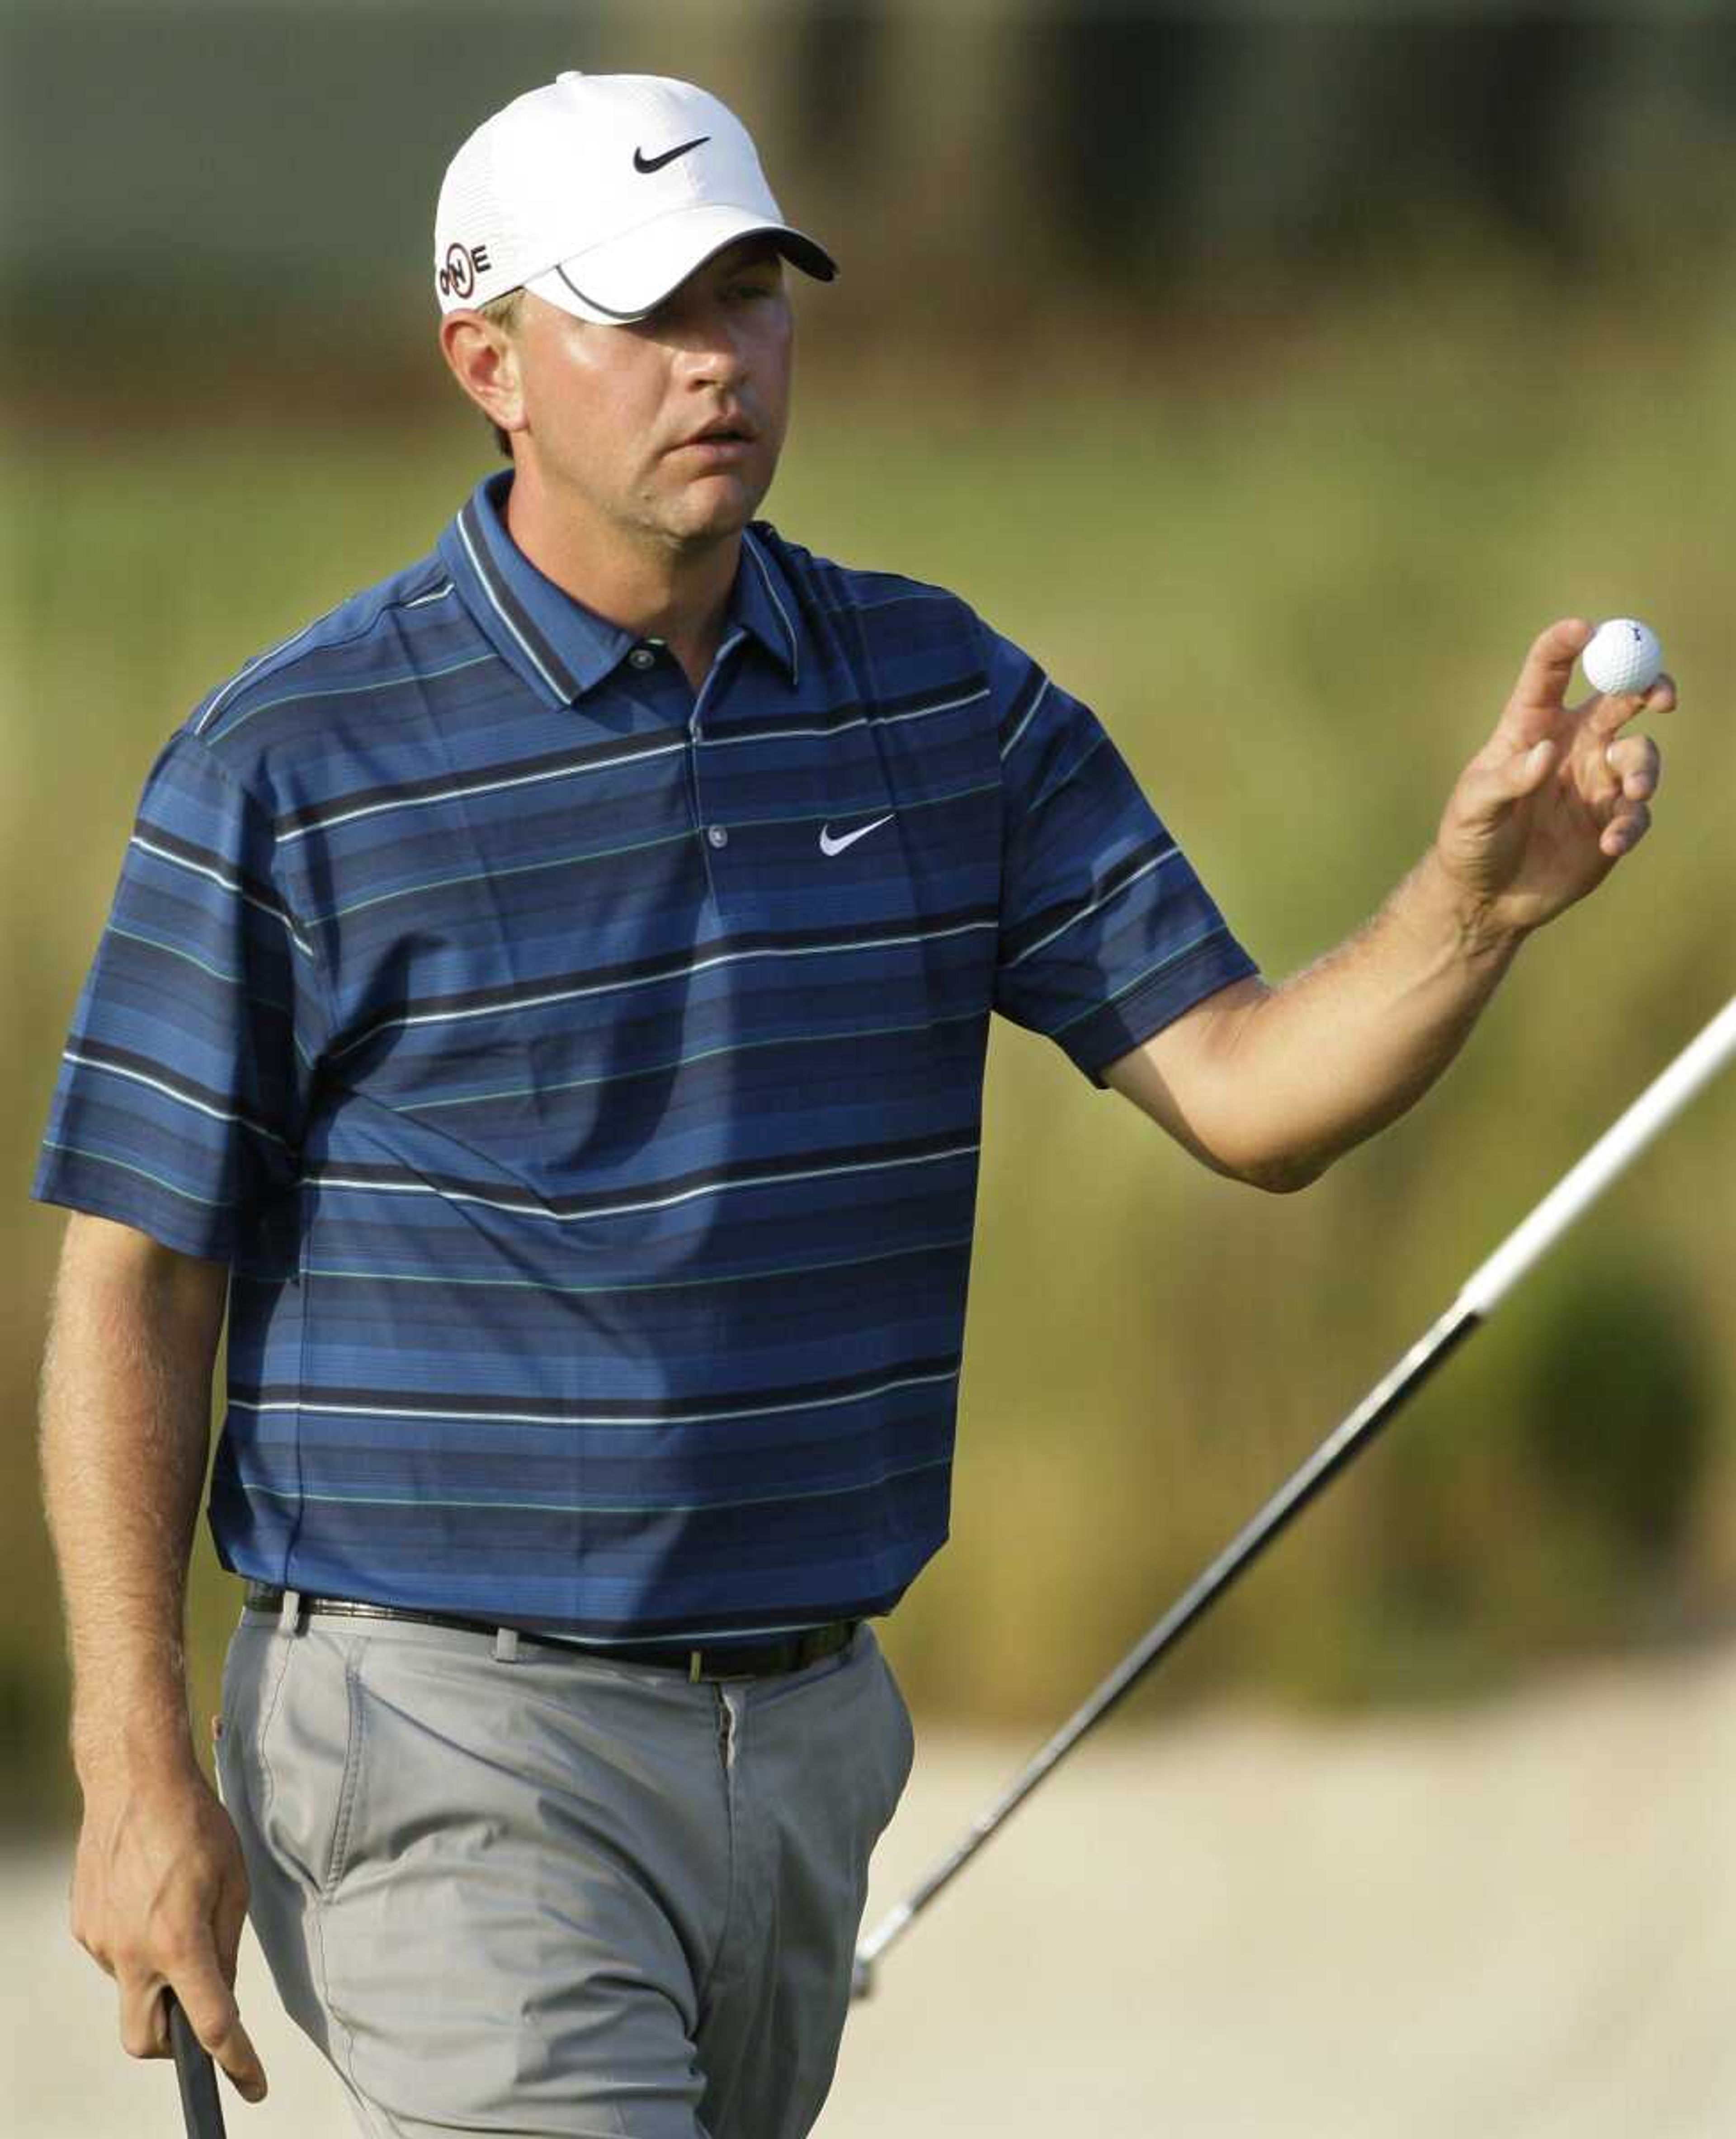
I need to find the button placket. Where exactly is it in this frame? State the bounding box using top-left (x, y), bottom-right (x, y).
top-left (689, 628), bottom-right (749, 911)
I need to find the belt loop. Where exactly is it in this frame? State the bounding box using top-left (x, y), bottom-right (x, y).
top-left (688, 1649), bottom-right (703, 1684)
top-left (494, 1628), bottom-right (521, 1665)
top-left (277, 1588), bottom-right (304, 1636)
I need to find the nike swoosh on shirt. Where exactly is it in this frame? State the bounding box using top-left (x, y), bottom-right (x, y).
top-left (633, 137), bottom-right (710, 174)
top-left (819, 815), bottom-right (894, 857)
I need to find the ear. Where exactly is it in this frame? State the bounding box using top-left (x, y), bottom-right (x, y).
top-left (439, 311), bottom-right (526, 440)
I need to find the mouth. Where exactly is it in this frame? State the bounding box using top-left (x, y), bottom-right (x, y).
top-left (672, 414), bottom-right (759, 456)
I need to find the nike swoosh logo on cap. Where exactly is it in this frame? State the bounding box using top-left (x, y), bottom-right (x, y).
top-left (819, 815), bottom-right (893, 857)
top-left (633, 136), bottom-right (710, 174)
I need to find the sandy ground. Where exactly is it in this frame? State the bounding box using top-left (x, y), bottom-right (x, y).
top-left (9, 1641), bottom-right (1736, 2137)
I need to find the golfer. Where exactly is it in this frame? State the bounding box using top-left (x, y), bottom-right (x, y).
top-left (34, 70), bottom-right (1670, 2139)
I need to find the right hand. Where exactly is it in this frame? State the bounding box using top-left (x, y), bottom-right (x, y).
top-left (70, 1756), bottom-right (268, 2103)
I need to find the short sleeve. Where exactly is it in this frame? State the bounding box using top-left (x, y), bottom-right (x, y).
top-left (988, 624), bottom-right (1259, 1088)
top-left (31, 730), bottom-right (329, 1261)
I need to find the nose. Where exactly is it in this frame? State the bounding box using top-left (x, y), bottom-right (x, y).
top-left (664, 288), bottom-right (751, 387)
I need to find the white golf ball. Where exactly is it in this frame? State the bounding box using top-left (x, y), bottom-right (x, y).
top-left (1582, 618), bottom-right (1663, 697)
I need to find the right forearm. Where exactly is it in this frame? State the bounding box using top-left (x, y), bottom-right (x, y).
top-left (40, 1220), bottom-right (268, 2100)
top-left (38, 1220), bottom-right (229, 1788)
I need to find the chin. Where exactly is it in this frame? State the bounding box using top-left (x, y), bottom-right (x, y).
top-left (693, 452), bottom-right (775, 517)
top-left (667, 487), bottom-right (765, 548)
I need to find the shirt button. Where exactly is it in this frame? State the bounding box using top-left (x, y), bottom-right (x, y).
top-left (628, 645), bottom-right (656, 671)
top-left (708, 825), bottom-right (729, 848)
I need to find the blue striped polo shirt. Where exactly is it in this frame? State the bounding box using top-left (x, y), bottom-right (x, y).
top-left (32, 469), bottom-right (1259, 1640)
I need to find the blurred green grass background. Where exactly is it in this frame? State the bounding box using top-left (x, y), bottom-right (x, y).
top-left (5, 266), bottom-right (1734, 1829)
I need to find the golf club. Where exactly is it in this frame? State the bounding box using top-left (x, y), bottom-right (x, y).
top-left (854, 988), bottom-right (1736, 1999)
top-left (166, 1991), bottom-right (227, 2138)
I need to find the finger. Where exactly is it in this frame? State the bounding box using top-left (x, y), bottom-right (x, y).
top-left (1510, 736), bottom-right (1558, 797)
top-left (212, 1872), bottom-right (250, 1983)
top-left (165, 1995), bottom-right (230, 2139)
top-left (1603, 734), bottom-right (1661, 801)
top-left (1582, 667), bottom-right (1678, 744)
top-left (167, 1964), bottom-right (269, 2103)
top-left (1503, 618), bottom-right (1594, 738)
top-left (1584, 685), bottom-right (1657, 744)
top-left (118, 1966), bottom-right (173, 2061)
top-left (1453, 737), bottom-right (1556, 827)
top-left (1600, 800), bottom-right (1652, 858)
top-left (71, 1910), bottom-right (118, 1978)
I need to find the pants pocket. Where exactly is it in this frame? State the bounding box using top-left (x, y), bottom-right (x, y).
top-left (872, 1638), bottom-right (916, 1835)
top-left (215, 1618), bottom-right (348, 2056)
top-left (255, 1625), bottom-right (369, 1902)
top-left (214, 1617), bottom-right (283, 1822)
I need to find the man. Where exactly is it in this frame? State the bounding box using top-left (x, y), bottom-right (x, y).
top-left (33, 69), bottom-right (1668, 2139)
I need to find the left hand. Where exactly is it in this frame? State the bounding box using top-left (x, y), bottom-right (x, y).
top-left (1434, 617), bottom-right (1673, 940)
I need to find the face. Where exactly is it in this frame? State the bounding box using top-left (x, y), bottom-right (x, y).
top-left (497, 238), bottom-right (793, 558)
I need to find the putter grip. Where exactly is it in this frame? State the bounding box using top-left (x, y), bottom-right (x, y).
top-left (167, 1993), bottom-right (228, 2139)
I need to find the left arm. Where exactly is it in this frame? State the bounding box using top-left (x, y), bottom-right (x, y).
top-left (1104, 619), bottom-right (1673, 1191)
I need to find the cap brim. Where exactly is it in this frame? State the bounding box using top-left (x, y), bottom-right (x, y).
top-left (528, 203), bottom-right (836, 325)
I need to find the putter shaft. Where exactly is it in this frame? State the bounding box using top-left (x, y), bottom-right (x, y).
top-left (855, 991), bottom-right (1736, 1992)
top-left (167, 1992), bottom-right (228, 2139)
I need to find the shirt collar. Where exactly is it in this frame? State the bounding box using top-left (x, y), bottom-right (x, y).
top-left (733, 525), bottom-right (803, 686)
top-left (438, 471), bottom-right (802, 705)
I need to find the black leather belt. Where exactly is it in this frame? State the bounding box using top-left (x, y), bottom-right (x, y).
top-left (243, 1582), bottom-right (858, 1681)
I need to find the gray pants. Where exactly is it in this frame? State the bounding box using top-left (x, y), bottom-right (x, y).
top-left (216, 1605), bottom-right (914, 2139)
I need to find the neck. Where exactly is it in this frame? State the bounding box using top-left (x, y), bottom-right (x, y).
top-left (503, 464), bottom-right (738, 693)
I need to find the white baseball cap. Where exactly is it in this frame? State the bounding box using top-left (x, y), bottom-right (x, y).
top-left (434, 71), bottom-right (836, 323)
